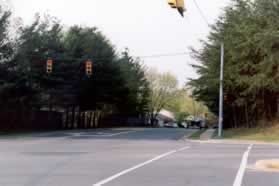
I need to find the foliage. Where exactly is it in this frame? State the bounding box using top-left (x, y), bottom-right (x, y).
top-left (189, 0), bottom-right (279, 128)
top-left (0, 6), bottom-right (16, 107)
top-left (166, 89), bottom-right (213, 121)
top-left (0, 5), bottom-right (150, 128)
top-left (175, 112), bottom-right (189, 124)
top-left (188, 129), bottom-right (206, 140)
top-left (222, 121), bottom-right (279, 142)
top-left (145, 68), bottom-right (178, 125)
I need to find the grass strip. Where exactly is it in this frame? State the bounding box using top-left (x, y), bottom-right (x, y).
top-left (188, 129), bottom-right (206, 140)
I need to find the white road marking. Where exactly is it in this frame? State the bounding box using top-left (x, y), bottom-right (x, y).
top-left (105, 131), bottom-right (137, 137)
top-left (233, 144), bottom-right (253, 186)
top-left (177, 146), bottom-right (191, 152)
top-left (93, 146), bottom-right (191, 186)
top-left (70, 131), bottom-right (137, 137)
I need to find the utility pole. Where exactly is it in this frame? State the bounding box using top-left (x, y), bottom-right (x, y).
top-left (218, 43), bottom-right (224, 138)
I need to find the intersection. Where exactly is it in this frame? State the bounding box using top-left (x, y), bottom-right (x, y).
top-left (0, 128), bottom-right (278, 186)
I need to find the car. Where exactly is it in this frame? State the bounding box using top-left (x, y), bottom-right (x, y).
top-left (178, 122), bottom-right (188, 128)
top-left (212, 124), bottom-right (219, 129)
top-left (188, 119), bottom-right (208, 129)
top-left (164, 122), bottom-right (178, 128)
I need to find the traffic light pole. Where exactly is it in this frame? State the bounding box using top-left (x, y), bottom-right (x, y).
top-left (218, 43), bottom-right (224, 138)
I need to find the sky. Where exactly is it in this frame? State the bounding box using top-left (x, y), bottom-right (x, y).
top-left (9, 0), bottom-right (231, 86)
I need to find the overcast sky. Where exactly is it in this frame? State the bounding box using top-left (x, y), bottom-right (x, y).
top-left (10, 0), bottom-right (231, 86)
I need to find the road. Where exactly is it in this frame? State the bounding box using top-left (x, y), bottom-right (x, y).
top-left (0, 128), bottom-right (278, 186)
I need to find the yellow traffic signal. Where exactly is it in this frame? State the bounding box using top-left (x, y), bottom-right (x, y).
top-left (168, 0), bottom-right (177, 8)
top-left (85, 60), bottom-right (93, 76)
top-left (167, 0), bottom-right (185, 17)
top-left (224, 94), bottom-right (228, 102)
top-left (46, 59), bottom-right (53, 74)
top-left (177, 0), bottom-right (185, 17)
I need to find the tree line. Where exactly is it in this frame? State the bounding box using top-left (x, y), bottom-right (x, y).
top-left (190, 0), bottom-right (279, 128)
top-left (0, 5), bottom-right (150, 129)
top-left (0, 3), bottom-right (212, 130)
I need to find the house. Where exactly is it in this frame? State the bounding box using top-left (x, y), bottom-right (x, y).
top-left (156, 109), bottom-right (175, 127)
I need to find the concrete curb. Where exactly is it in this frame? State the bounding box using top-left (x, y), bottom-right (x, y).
top-left (187, 139), bottom-right (279, 146)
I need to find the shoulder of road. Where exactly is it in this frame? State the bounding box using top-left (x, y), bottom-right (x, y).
top-left (186, 128), bottom-right (279, 145)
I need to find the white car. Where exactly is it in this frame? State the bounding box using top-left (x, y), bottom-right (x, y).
top-left (181, 122), bottom-right (188, 128)
top-left (164, 122), bottom-right (178, 128)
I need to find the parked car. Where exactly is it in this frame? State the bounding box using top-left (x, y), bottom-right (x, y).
top-left (212, 124), bottom-right (219, 129)
top-left (188, 119), bottom-right (208, 129)
top-left (164, 122), bottom-right (178, 128)
top-left (178, 122), bottom-right (188, 128)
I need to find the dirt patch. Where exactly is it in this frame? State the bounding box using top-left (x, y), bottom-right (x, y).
top-left (255, 160), bottom-right (279, 172)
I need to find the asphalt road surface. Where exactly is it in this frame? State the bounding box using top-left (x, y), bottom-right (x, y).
top-left (0, 128), bottom-right (278, 186)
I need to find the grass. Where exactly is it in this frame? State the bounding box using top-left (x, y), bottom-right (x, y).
top-left (221, 125), bottom-right (279, 142)
top-left (189, 129), bottom-right (206, 140)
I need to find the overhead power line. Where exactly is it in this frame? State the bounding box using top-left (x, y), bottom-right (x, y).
top-left (139, 52), bottom-right (189, 59)
top-left (192, 0), bottom-right (210, 27)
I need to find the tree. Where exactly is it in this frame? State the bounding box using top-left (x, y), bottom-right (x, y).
top-left (0, 5), bottom-right (17, 108)
top-left (189, 0), bottom-right (279, 128)
top-left (63, 27), bottom-right (149, 116)
top-left (116, 49), bottom-right (149, 116)
top-left (166, 89), bottom-right (212, 122)
top-left (0, 9), bottom-right (150, 129)
top-left (175, 112), bottom-right (189, 124)
top-left (145, 68), bottom-right (178, 126)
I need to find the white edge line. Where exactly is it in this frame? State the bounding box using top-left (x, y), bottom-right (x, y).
top-left (93, 146), bottom-right (190, 186)
top-left (233, 144), bottom-right (253, 186)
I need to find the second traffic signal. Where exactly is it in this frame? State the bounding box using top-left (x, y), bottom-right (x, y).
top-left (46, 59), bottom-right (53, 74)
top-left (85, 60), bottom-right (93, 76)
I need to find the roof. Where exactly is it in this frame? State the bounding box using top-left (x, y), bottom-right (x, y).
top-left (156, 109), bottom-right (175, 121)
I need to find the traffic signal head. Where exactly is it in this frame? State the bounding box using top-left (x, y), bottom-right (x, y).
top-left (85, 60), bottom-right (93, 76)
top-left (176, 0), bottom-right (185, 17)
top-left (224, 95), bottom-right (227, 101)
top-left (168, 0), bottom-right (177, 8)
top-left (167, 0), bottom-right (185, 17)
top-left (46, 59), bottom-right (53, 74)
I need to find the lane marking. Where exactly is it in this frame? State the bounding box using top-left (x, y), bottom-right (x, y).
top-left (70, 131), bottom-right (137, 137)
top-left (106, 131), bottom-right (137, 137)
top-left (93, 146), bottom-right (191, 186)
top-left (233, 144), bottom-right (253, 186)
top-left (178, 146), bottom-right (191, 152)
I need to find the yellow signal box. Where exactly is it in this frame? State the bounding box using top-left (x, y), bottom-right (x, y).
top-left (176, 0), bottom-right (185, 17)
top-left (46, 59), bottom-right (53, 74)
top-left (167, 0), bottom-right (185, 17)
top-left (168, 0), bottom-right (177, 8)
top-left (86, 60), bottom-right (93, 76)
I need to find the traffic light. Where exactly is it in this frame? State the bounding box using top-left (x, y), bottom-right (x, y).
top-left (177, 0), bottom-right (185, 17)
top-left (168, 0), bottom-right (177, 8)
top-left (167, 0), bottom-right (185, 17)
top-left (46, 59), bottom-right (53, 74)
top-left (85, 60), bottom-right (93, 76)
top-left (224, 94), bottom-right (228, 102)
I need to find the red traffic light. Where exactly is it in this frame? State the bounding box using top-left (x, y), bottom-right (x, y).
top-left (47, 59), bottom-right (53, 66)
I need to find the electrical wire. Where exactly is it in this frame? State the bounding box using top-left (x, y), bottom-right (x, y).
top-left (139, 52), bottom-right (189, 59)
top-left (192, 0), bottom-right (210, 27)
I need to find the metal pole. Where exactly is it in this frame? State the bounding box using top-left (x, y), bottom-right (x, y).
top-left (218, 43), bottom-right (224, 137)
